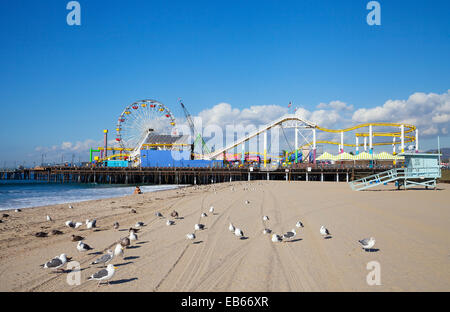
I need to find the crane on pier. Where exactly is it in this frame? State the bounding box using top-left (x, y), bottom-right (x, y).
top-left (179, 99), bottom-right (210, 157)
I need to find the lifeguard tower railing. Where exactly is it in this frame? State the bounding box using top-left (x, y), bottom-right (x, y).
top-left (349, 153), bottom-right (441, 191)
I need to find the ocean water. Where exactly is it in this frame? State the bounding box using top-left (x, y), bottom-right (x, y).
top-left (0, 180), bottom-right (185, 211)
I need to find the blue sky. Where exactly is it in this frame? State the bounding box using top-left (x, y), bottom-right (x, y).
top-left (0, 0), bottom-right (449, 165)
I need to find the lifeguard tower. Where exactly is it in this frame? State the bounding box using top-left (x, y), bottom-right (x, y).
top-left (349, 153), bottom-right (442, 191)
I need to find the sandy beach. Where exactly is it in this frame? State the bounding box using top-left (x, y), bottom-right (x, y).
top-left (0, 181), bottom-right (449, 292)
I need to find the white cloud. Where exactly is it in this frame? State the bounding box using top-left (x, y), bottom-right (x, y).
top-left (352, 90), bottom-right (450, 137)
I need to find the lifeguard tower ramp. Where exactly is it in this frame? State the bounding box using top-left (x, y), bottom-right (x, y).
top-left (349, 153), bottom-right (441, 191)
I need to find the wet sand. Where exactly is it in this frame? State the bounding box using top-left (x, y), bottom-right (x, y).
top-left (0, 181), bottom-right (449, 292)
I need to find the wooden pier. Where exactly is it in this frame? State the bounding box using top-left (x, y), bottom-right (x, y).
top-left (0, 165), bottom-right (393, 185)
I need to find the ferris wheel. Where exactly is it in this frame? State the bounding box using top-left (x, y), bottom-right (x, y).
top-left (115, 99), bottom-right (177, 150)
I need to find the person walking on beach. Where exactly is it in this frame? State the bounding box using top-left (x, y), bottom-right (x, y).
top-left (134, 186), bottom-right (142, 195)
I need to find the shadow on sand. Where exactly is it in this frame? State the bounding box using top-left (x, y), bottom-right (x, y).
top-left (110, 277), bottom-right (138, 285)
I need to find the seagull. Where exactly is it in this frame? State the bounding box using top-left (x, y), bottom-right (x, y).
top-left (201, 213), bottom-right (207, 218)
top-left (113, 222), bottom-right (120, 230)
top-left (263, 228), bottom-right (272, 235)
top-left (186, 233), bottom-right (196, 241)
top-left (86, 219), bottom-right (97, 229)
top-left (135, 222), bottom-right (144, 227)
top-left (68, 205), bottom-right (73, 209)
top-left (51, 230), bottom-right (63, 235)
top-left (65, 220), bottom-right (75, 228)
top-left (120, 237), bottom-right (130, 248)
top-left (209, 206), bottom-right (214, 213)
top-left (271, 234), bottom-right (283, 243)
top-left (194, 224), bottom-right (205, 231)
top-left (296, 221), bottom-right (304, 228)
top-left (320, 225), bottom-right (331, 238)
top-left (130, 209), bottom-right (137, 214)
top-left (282, 229), bottom-right (297, 242)
top-left (15, 209), bottom-right (21, 212)
top-left (129, 227), bottom-right (139, 233)
top-left (35, 232), bottom-right (48, 238)
top-left (263, 216), bottom-right (269, 221)
top-left (170, 210), bottom-right (179, 218)
top-left (41, 254), bottom-right (71, 273)
top-left (155, 212), bottom-right (163, 218)
top-left (114, 243), bottom-right (124, 258)
top-left (228, 223), bottom-right (235, 232)
top-left (88, 264), bottom-right (116, 287)
top-left (358, 237), bottom-right (376, 251)
top-left (71, 234), bottom-right (84, 242)
top-left (74, 222), bottom-right (83, 229)
top-left (245, 200), bottom-right (250, 204)
top-left (129, 231), bottom-right (138, 242)
top-left (234, 228), bottom-right (244, 238)
top-left (166, 220), bottom-right (175, 226)
top-left (91, 250), bottom-right (114, 267)
top-left (46, 215), bottom-right (52, 222)
top-left (77, 240), bottom-right (93, 252)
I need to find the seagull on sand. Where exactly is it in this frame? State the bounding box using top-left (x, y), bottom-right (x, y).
top-left (170, 210), bottom-right (179, 218)
top-left (129, 231), bottom-right (138, 242)
top-left (234, 228), bottom-right (244, 238)
top-left (35, 232), bottom-right (48, 238)
top-left (65, 220), bottom-right (75, 228)
top-left (320, 225), bottom-right (331, 238)
top-left (263, 216), bottom-right (269, 221)
top-left (74, 222), bottom-right (83, 229)
top-left (166, 220), bottom-right (175, 226)
top-left (91, 250), bottom-right (114, 267)
top-left (129, 227), bottom-right (139, 233)
top-left (186, 233), bottom-right (196, 241)
top-left (77, 240), bottom-right (93, 252)
top-left (228, 223), bottom-right (235, 232)
top-left (135, 222), bottom-right (144, 227)
top-left (263, 228), bottom-right (272, 235)
top-left (51, 230), bottom-right (63, 235)
top-left (71, 234), bottom-right (84, 242)
top-left (155, 212), bottom-right (163, 218)
top-left (46, 215), bottom-right (52, 222)
top-left (271, 234), bottom-right (283, 243)
top-left (296, 221), bottom-right (304, 228)
top-left (209, 206), bottom-right (214, 213)
top-left (113, 222), bottom-right (120, 230)
top-left (358, 237), bottom-right (376, 251)
top-left (68, 205), bottom-right (73, 209)
top-left (201, 213), bottom-right (207, 218)
top-left (88, 264), bottom-right (116, 287)
top-left (245, 200), bottom-right (250, 204)
top-left (41, 254), bottom-right (71, 273)
top-left (194, 224), bottom-right (205, 231)
top-left (114, 243), bottom-right (124, 258)
top-left (86, 219), bottom-right (97, 229)
top-left (282, 229), bottom-right (297, 242)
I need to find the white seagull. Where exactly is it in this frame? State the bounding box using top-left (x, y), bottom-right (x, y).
top-left (155, 212), bottom-right (163, 218)
top-left (209, 206), bottom-right (215, 213)
top-left (86, 219), bottom-right (97, 229)
top-left (263, 228), bottom-right (272, 235)
top-left (65, 220), bottom-right (75, 228)
top-left (271, 234), bottom-right (283, 243)
top-left (320, 225), bottom-right (331, 238)
top-left (201, 213), bottom-right (207, 218)
top-left (114, 243), bottom-right (124, 258)
top-left (186, 233), bottom-right (196, 241)
top-left (91, 250), bottom-right (114, 267)
top-left (228, 223), bottom-right (235, 232)
top-left (166, 220), bottom-right (175, 226)
top-left (68, 205), bottom-right (73, 209)
top-left (129, 231), bottom-right (138, 242)
top-left (282, 229), bottom-right (297, 242)
top-left (234, 228), bottom-right (244, 238)
top-left (135, 222), bottom-right (144, 227)
top-left (46, 215), bottom-right (52, 222)
top-left (263, 216), bottom-right (269, 221)
top-left (74, 222), bottom-right (83, 229)
top-left (296, 221), bottom-right (304, 228)
top-left (41, 254), bottom-right (71, 272)
top-left (77, 240), bottom-right (93, 252)
top-left (358, 237), bottom-right (376, 251)
top-left (88, 264), bottom-right (116, 287)
top-left (194, 224), bottom-right (205, 231)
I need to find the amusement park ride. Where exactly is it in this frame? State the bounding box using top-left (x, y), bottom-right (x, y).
top-left (91, 98), bottom-right (421, 169)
